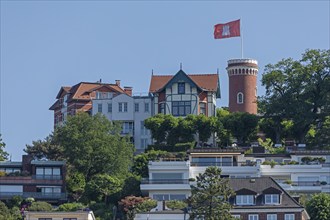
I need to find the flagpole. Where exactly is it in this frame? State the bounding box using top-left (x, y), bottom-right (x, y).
top-left (240, 18), bottom-right (243, 58)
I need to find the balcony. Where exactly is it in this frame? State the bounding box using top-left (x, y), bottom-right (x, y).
top-left (140, 179), bottom-right (191, 191)
top-left (0, 176), bottom-right (63, 185)
top-left (190, 161), bottom-right (256, 167)
top-left (278, 181), bottom-right (329, 193)
top-left (0, 192), bottom-right (67, 200)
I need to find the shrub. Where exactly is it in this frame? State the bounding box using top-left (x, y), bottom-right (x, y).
top-left (301, 156), bottom-right (313, 164)
top-left (166, 200), bottom-right (187, 210)
top-left (28, 201), bottom-right (52, 211)
top-left (0, 171), bottom-right (6, 177)
top-left (288, 161), bottom-right (299, 165)
top-left (262, 160), bottom-right (277, 168)
top-left (135, 199), bottom-right (157, 212)
top-left (57, 202), bottom-right (85, 211)
top-left (284, 179), bottom-right (293, 185)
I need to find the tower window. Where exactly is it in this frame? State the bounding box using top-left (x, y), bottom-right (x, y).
top-left (237, 92), bottom-right (244, 104)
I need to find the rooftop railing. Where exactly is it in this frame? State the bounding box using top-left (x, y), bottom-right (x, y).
top-left (190, 161), bottom-right (256, 167)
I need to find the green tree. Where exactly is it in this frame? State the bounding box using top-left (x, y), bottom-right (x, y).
top-left (216, 108), bottom-right (232, 147)
top-left (306, 193), bottom-right (330, 220)
top-left (189, 167), bottom-right (235, 220)
top-left (222, 112), bottom-right (258, 145)
top-left (66, 172), bottom-right (86, 201)
top-left (132, 150), bottom-right (171, 177)
top-left (0, 201), bottom-right (13, 220)
top-left (53, 112), bottom-right (134, 180)
top-left (314, 116), bottom-right (330, 149)
top-left (119, 196), bottom-right (156, 220)
top-left (260, 49), bottom-right (330, 144)
top-left (86, 174), bottom-right (122, 204)
top-left (145, 114), bottom-right (178, 145)
top-left (24, 134), bottom-right (64, 160)
top-left (0, 134), bottom-right (9, 161)
top-left (193, 114), bottom-right (213, 143)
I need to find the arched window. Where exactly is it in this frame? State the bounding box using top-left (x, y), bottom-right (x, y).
top-left (237, 92), bottom-right (244, 104)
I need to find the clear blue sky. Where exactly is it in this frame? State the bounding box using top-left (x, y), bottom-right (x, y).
top-left (1, 1), bottom-right (329, 161)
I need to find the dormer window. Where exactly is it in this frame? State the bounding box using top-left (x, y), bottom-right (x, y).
top-left (236, 195), bottom-right (254, 205)
top-left (265, 194), bottom-right (280, 204)
top-left (96, 92), bottom-right (113, 99)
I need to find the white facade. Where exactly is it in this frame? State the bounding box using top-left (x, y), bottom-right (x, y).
top-left (92, 94), bottom-right (152, 152)
top-left (140, 161), bottom-right (191, 200)
top-left (141, 152), bottom-right (330, 199)
top-left (25, 211), bottom-right (96, 220)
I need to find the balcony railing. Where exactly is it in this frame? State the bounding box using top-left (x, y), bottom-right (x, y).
top-left (190, 161), bottom-right (256, 167)
top-left (279, 181), bottom-right (329, 186)
top-left (291, 181), bottom-right (328, 186)
top-left (0, 192), bottom-right (67, 199)
top-left (33, 175), bottom-right (62, 180)
top-left (141, 179), bottom-right (190, 184)
top-left (0, 176), bottom-right (63, 185)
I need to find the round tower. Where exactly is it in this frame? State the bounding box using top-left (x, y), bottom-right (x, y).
top-left (226, 58), bottom-right (258, 114)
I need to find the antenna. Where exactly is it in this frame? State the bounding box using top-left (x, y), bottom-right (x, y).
top-left (152, 69), bottom-right (154, 76)
top-left (180, 63), bottom-right (182, 70)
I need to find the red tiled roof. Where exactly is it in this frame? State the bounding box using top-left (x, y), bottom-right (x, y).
top-left (50, 82), bottom-right (128, 110)
top-left (149, 73), bottom-right (219, 93)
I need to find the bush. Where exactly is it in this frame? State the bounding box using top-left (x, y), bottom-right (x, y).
top-left (262, 160), bottom-right (277, 168)
top-left (135, 199), bottom-right (157, 212)
top-left (147, 142), bottom-right (194, 153)
top-left (288, 161), bottom-right (299, 165)
top-left (301, 156), bottom-right (313, 164)
top-left (28, 201), bottom-right (52, 211)
top-left (166, 200), bottom-right (187, 210)
top-left (57, 202), bottom-right (85, 211)
top-left (0, 171), bottom-right (6, 177)
top-left (284, 179), bottom-right (293, 185)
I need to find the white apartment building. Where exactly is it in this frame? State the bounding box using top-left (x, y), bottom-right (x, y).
top-left (92, 93), bottom-right (152, 152)
top-left (140, 149), bottom-right (330, 200)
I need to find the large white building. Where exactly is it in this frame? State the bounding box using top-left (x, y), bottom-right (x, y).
top-left (140, 149), bottom-right (330, 201)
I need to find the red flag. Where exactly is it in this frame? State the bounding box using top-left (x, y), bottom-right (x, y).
top-left (214, 19), bottom-right (240, 39)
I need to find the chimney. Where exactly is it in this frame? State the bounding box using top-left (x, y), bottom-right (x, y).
top-left (124, 87), bottom-right (133, 96)
top-left (22, 155), bottom-right (33, 173)
top-left (115, 80), bottom-right (121, 87)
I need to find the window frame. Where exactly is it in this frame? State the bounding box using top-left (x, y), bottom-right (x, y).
top-left (178, 82), bottom-right (185, 94)
top-left (97, 103), bottom-right (102, 113)
top-left (237, 92), bottom-right (244, 104)
top-left (200, 102), bottom-right (206, 115)
top-left (108, 103), bottom-right (112, 113)
top-left (134, 103), bottom-right (139, 112)
top-left (267, 214), bottom-right (277, 220)
top-left (172, 101), bottom-right (191, 116)
top-left (248, 214), bottom-right (259, 220)
top-left (144, 102), bottom-right (149, 112)
top-left (265, 194), bottom-right (280, 205)
top-left (284, 214), bottom-right (295, 220)
top-left (236, 195), bottom-right (255, 205)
